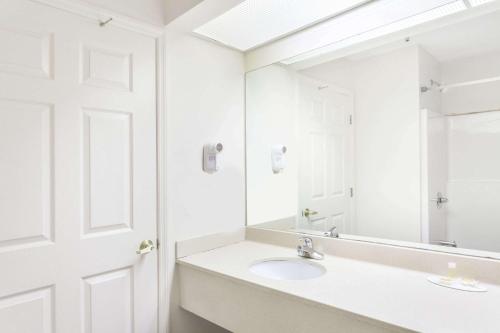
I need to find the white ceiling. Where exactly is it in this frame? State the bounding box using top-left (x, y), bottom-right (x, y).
top-left (193, 0), bottom-right (369, 51)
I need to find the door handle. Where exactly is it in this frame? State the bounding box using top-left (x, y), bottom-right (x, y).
top-left (302, 208), bottom-right (318, 218)
top-left (136, 240), bottom-right (155, 255)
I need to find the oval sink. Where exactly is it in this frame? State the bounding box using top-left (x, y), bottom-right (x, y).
top-left (249, 258), bottom-right (326, 281)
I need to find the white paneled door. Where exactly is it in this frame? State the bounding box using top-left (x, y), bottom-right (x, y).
top-left (0, 1), bottom-right (158, 332)
top-left (298, 77), bottom-right (354, 234)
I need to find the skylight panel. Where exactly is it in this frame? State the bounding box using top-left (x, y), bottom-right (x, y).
top-left (467, 0), bottom-right (496, 6)
top-left (194, 0), bottom-right (369, 51)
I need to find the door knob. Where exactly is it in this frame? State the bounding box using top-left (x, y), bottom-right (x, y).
top-left (302, 208), bottom-right (318, 218)
top-left (136, 240), bottom-right (155, 255)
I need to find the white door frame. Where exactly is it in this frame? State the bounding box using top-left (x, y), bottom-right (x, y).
top-left (25, 1), bottom-right (170, 332)
top-left (420, 108), bottom-right (430, 244)
top-left (156, 32), bottom-right (169, 333)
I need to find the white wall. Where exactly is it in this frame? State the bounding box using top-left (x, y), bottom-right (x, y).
top-left (165, 31), bottom-right (245, 241)
top-left (418, 48), bottom-right (448, 244)
top-left (78, 0), bottom-right (165, 25)
top-left (418, 48), bottom-right (442, 115)
top-left (441, 50), bottom-right (500, 115)
top-left (246, 65), bottom-right (299, 225)
top-left (351, 46), bottom-right (421, 242)
top-left (165, 30), bottom-right (245, 333)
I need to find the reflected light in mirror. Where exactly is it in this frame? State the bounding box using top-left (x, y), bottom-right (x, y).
top-left (282, 1), bottom-right (467, 65)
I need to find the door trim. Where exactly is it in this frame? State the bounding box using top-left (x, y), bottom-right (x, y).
top-left (30, 0), bottom-right (164, 37)
top-left (419, 108), bottom-right (429, 244)
top-left (156, 33), bottom-right (169, 333)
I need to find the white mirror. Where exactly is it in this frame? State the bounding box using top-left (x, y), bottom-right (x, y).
top-left (245, 0), bottom-right (500, 258)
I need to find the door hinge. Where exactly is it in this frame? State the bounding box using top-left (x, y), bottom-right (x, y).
top-left (349, 115), bottom-right (353, 125)
top-left (349, 187), bottom-right (354, 197)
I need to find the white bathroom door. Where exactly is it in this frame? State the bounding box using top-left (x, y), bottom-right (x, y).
top-left (298, 77), bottom-right (354, 233)
top-left (0, 1), bottom-right (157, 333)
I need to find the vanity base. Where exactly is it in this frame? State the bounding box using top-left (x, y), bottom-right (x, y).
top-left (179, 264), bottom-right (408, 333)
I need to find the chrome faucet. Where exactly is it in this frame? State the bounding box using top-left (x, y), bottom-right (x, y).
top-left (324, 226), bottom-right (339, 238)
top-left (297, 237), bottom-right (324, 260)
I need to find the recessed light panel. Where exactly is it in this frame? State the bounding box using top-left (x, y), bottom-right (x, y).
top-left (194, 0), bottom-right (370, 51)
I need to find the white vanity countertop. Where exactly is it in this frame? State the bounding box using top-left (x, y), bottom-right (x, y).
top-left (177, 240), bottom-right (500, 333)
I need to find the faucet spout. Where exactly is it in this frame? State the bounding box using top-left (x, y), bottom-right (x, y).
top-left (324, 226), bottom-right (339, 238)
top-left (297, 237), bottom-right (324, 260)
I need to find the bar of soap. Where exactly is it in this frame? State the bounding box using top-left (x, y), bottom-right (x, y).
top-left (428, 276), bottom-right (487, 292)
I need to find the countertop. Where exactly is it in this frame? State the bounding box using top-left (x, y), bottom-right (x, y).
top-left (177, 240), bottom-right (500, 333)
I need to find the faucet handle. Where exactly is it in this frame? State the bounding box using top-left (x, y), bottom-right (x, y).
top-left (297, 245), bottom-right (305, 257)
top-left (298, 237), bottom-right (313, 248)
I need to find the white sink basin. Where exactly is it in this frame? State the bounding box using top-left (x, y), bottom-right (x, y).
top-left (249, 258), bottom-right (326, 281)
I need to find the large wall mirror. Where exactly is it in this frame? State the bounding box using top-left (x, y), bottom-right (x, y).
top-left (245, 0), bottom-right (500, 258)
